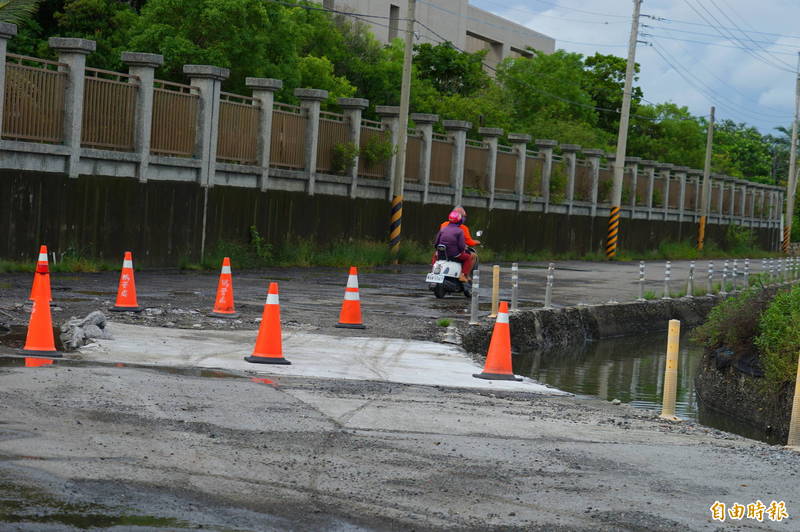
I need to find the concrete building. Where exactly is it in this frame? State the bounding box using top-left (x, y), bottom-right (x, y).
top-left (322, 0), bottom-right (555, 70)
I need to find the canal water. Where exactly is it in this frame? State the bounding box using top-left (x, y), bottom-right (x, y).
top-left (514, 332), bottom-right (776, 444)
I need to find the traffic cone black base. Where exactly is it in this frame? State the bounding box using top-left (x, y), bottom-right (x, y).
top-left (244, 355), bottom-right (291, 365)
top-left (110, 306), bottom-right (142, 313)
top-left (472, 372), bottom-right (522, 381)
top-left (210, 311), bottom-right (240, 319)
top-left (19, 349), bottom-right (63, 358)
top-left (335, 323), bottom-right (366, 330)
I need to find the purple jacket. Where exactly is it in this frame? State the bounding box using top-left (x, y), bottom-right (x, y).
top-left (435, 222), bottom-right (466, 259)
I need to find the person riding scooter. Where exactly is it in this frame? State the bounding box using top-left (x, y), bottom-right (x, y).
top-left (438, 206), bottom-right (479, 281)
top-left (434, 210), bottom-right (475, 283)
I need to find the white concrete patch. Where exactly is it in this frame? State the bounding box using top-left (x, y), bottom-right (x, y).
top-left (79, 323), bottom-right (565, 395)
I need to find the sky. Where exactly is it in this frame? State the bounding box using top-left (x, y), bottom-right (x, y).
top-left (470, 0), bottom-right (800, 135)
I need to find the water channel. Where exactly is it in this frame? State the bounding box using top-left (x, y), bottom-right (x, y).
top-left (514, 332), bottom-right (777, 444)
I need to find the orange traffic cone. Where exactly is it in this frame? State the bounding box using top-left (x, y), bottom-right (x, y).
top-left (245, 282), bottom-right (291, 365)
top-left (25, 357), bottom-right (54, 367)
top-left (29, 245), bottom-right (52, 302)
top-left (209, 257), bottom-right (239, 318)
top-left (473, 301), bottom-right (521, 381)
top-left (335, 266), bottom-right (365, 329)
top-left (111, 251), bottom-right (142, 312)
top-left (21, 295), bottom-right (61, 357)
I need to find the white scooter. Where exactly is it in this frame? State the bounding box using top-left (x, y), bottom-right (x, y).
top-left (426, 230), bottom-right (481, 299)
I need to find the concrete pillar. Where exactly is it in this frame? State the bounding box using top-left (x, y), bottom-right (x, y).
top-left (562, 144), bottom-right (581, 215)
top-left (508, 133), bottom-right (531, 211)
top-left (536, 139), bottom-right (557, 213)
top-left (338, 97), bottom-right (369, 199)
top-left (295, 88), bottom-right (328, 196)
top-left (674, 166), bottom-right (688, 223)
top-left (376, 105), bottom-right (400, 199)
top-left (747, 185), bottom-right (756, 220)
top-left (716, 176), bottom-right (725, 221)
top-left (49, 37), bottom-right (96, 179)
top-left (738, 182), bottom-right (747, 221)
top-left (626, 156), bottom-right (641, 213)
top-left (640, 160), bottom-right (656, 220)
top-left (0, 23), bottom-right (17, 142)
top-left (727, 178), bottom-right (736, 217)
top-left (479, 126), bottom-right (503, 210)
top-left (247, 78), bottom-right (283, 192)
top-left (183, 64), bottom-right (229, 188)
top-left (122, 52), bottom-right (163, 184)
top-left (412, 113), bottom-right (438, 204)
top-left (688, 170), bottom-right (701, 221)
top-left (583, 149), bottom-right (604, 217)
top-left (658, 163), bottom-right (674, 218)
top-left (443, 120), bottom-right (472, 206)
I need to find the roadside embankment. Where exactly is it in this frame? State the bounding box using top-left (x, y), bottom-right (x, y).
top-left (461, 296), bottom-right (720, 355)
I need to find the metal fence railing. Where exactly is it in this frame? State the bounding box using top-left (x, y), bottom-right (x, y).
top-left (316, 110), bottom-right (349, 174)
top-left (574, 161), bottom-right (593, 201)
top-left (3, 53), bottom-right (67, 144)
top-left (405, 132), bottom-right (422, 182)
top-left (271, 103), bottom-right (306, 169)
top-left (217, 91), bottom-right (260, 165)
top-left (495, 147), bottom-right (515, 191)
top-left (464, 142), bottom-right (488, 190)
top-left (81, 67), bottom-right (138, 151)
top-left (358, 121), bottom-right (389, 179)
top-left (525, 156), bottom-right (543, 197)
top-left (151, 80), bottom-right (199, 157)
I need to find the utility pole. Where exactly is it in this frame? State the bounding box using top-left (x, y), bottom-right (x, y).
top-left (606, 0), bottom-right (642, 259)
top-left (390, 0), bottom-right (415, 262)
top-left (697, 106), bottom-right (715, 251)
top-left (783, 52), bottom-right (800, 254)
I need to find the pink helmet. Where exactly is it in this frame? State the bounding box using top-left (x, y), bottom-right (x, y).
top-left (448, 210), bottom-right (462, 224)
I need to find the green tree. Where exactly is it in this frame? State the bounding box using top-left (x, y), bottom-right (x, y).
top-left (713, 120), bottom-right (773, 181)
top-left (582, 52), bottom-right (643, 134)
top-left (628, 103), bottom-right (705, 168)
top-left (54, 0), bottom-right (137, 70)
top-left (0, 0), bottom-right (41, 23)
top-left (413, 42), bottom-right (488, 96)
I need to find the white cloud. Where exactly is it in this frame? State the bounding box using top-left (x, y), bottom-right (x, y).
top-left (470, 0), bottom-right (800, 132)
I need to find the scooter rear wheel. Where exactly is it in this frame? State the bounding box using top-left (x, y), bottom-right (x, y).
top-left (433, 284), bottom-right (446, 299)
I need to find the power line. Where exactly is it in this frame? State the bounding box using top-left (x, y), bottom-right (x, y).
top-left (474, 0), bottom-right (630, 26)
top-left (643, 13), bottom-right (800, 43)
top-left (642, 24), bottom-right (800, 51)
top-left (642, 31), bottom-right (799, 57)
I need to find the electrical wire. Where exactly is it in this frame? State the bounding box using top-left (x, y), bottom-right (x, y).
top-left (472, 0), bottom-right (630, 26)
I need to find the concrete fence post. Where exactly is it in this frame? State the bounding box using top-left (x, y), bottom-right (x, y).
top-left (658, 163), bottom-right (674, 219)
top-left (640, 160), bottom-right (656, 220)
top-left (443, 120), bottom-right (471, 206)
top-left (184, 64), bottom-right (229, 188)
top-left (479, 127), bottom-right (503, 210)
top-left (0, 23), bottom-right (17, 142)
top-left (296, 88), bottom-right (328, 196)
top-left (561, 144), bottom-right (581, 215)
top-left (748, 185), bottom-right (756, 221)
top-left (739, 182), bottom-right (748, 222)
top-left (583, 149), bottom-right (603, 217)
top-left (122, 52), bottom-right (163, 184)
top-left (690, 170), bottom-right (702, 221)
top-left (536, 139), bottom-right (557, 213)
top-left (716, 176), bottom-right (726, 222)
top-left (412, 113), bottom-right (438, 204)
top-left (49, 37), bottom-right (96, 179)
top-left (509, 133), bottom-right (531, 211)
top-left (674, 166), bottom-right (688, 223)
top-left (338, 97), bottom-right (369, 199)
top-left (727, 178), bottom-right (736, 218)
top-left (376, 105), bottom-right (400, 200)
top-left (246, 78), bottom-right (282, 192)
top-left (626, 157), bottom-right (641, 215)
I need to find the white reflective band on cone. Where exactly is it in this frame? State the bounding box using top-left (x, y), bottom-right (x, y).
top-left (123, 260), bottom-right (133, 268)
top-left (346, 275), bottom-right (359, 289)
top-left (38, 253), bottom-right (48, 262)
top-left (344, 291), bottom-right (360, 301)
top-left (496, 313), bottom-right (509, 324)
top-left (266, 293), bottom-right (279, 305)
top-left (221, 266), bottom-right (232, 274)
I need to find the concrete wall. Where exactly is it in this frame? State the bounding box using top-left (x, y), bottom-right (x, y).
top-left (0, 170), bottom-right (778, 266)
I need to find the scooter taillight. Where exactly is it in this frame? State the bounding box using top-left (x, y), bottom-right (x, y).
top-left (433, 264), bottom-right (441, 274)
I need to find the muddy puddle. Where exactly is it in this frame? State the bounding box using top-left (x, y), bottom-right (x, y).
top-left (515, 332), bottom-right (777, 444)
top-left (0, 326), bottom-right (65, 351)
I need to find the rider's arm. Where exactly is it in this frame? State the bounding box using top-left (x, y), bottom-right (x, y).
top-left (462, 225), bottom-right (479, 246)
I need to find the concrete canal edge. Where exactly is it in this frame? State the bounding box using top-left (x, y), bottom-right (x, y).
top-left (460, 296), bottom-right (720, 355)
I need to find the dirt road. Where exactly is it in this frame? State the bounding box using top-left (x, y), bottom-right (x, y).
top-left (2, 358), bottom-right (798, 531)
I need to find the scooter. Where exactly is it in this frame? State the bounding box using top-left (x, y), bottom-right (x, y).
top-left (426, 231), bottom-right (481, 299)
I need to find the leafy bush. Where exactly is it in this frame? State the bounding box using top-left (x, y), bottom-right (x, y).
top-left (361, 133), bottom-right (396, 166)
top-left (549, 164), bottom-right (567, 204)
top-left (598, 179), bottom-right (613, 202)
top-left (725, 224), bottom-right (755, 254)
top-left (692, 288), bottom-right (774, 357)
top-left (331, 142), bottom-right (359, 175)
top-left (652, 188), bottom-right (663, 207)
top-left (755, 284), bottom-right (800, 386)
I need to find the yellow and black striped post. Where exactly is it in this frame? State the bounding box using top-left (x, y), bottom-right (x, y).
top-left (605, 206), bottom-right (620, 258)
top-left (697, 215), bottom-right (707, 251)
top-left (783, 225), bottom-right (792, 254)
top-left (390, 195), bottom-right (403, 260)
